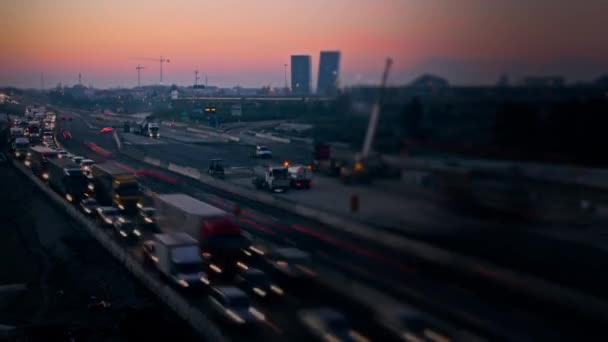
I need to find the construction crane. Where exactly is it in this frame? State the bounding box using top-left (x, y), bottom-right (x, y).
top-left (194, 70), bottom-right (200, 87)
top-left (159, 56), bottom-right (170, 84)
top-left (136, 64), bottom-right (146, 88)
top-left (361, 57), bottom-right (392, 157)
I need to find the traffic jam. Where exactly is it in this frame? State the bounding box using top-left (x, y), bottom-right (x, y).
top-left (5, 105), bottom-right (446, 342)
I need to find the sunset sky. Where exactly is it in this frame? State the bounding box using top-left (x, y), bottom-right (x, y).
top-left (1, 0), bottom-right (607, 88)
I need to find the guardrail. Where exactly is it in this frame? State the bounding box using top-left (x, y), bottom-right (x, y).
top-left (121, 148), bottom-right (608, 325)
top-left (12, 160), bottom-right (227, 342)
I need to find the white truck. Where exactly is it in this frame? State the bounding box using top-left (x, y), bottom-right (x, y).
top-left (153, 193), bottom-right (250, 273)
top-left (252, 165), bottom-right (290, 192)
top-left (143, 232), bottom-right (206, 288)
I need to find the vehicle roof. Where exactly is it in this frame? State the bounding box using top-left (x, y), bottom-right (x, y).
top-left (93, 162), bottom-right (133, 175)
top-left (243, 268), bottom-right (266, 277)
top-left (98, 206), bottom-right (118, 211)
top-left (15, 138), bottom-right (29, 144)
top-left (157, 194), bottom-right (225, 217)
top-left (29, 146), bottom-right (57, 153)
top-left (82, 159), bottom-right (94, 163)
top-left (154, 232), bottom-right (197, 246)
top-left (214, 286), bottom-right (248, 298)
top-left (273, 247), bottom-right (310, 259)
top-left (48, 158), bottom-right (81, 169)
top-left (304, 307), bottom-right (346, 322)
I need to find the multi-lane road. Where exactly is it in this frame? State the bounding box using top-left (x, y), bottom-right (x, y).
top-left (24, 106), bottom-right (608, 340)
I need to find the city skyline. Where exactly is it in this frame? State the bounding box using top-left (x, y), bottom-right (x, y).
top-left (2, 0), bottom-right (608, 88)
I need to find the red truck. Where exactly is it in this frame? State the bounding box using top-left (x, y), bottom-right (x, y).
top-left (153, 193), bottom-right (250, 275)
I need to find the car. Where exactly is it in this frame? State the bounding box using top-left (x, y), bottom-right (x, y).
top-left (81, 159), bottom-right (94, 172)
top-left (57, 150), bottom-right (69, 159)
top-left (96, 206), bottom-right (121, 226)
top-left (208, 286), bottom-right (265, 325)
top-left (100, 127), bottom-right (113, 133)
top-left (112, 217), bottom-right (141, 240)
top-left (80, 197), bottom-right (98, 215)
top-left (254, 145), bottom-right (272, 158)
top-left (235, 268), bottom-right (283, 298)
top-left (137, 207), bottom-right (156, 226)
top-left (377, 307), bottom-right (452, 342)
top-left (72, 156), bottom-right (84, 165)
top-left (298, 308), bottom-right (368, 342)
top-left (267, 247), bottom-right (316, 279)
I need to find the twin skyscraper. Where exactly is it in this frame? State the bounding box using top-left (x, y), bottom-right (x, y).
top-left (291, 51), bottom-right (340, 96)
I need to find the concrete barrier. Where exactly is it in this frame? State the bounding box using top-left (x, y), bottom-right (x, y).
top-left (143, 156), bottom-right (161, 167)
top-left (12, 160), bottom-right (227, 342)
top-left (254, 132), bottom-right (290, 144)
top-left (187, 127), bottom-right (240, 142)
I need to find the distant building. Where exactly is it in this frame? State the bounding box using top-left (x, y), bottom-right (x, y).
top-left (410, 74), bottom-right (449, 89)
top-left (523, 76), bottom-right (565, 87)
top-left (291, 55), bottom-right (311, 95)
top-left (317, 51), bottom-right (340, 96)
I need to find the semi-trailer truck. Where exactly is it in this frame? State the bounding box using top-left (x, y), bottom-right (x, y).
top-left (26, 146), bottom-right (59, 180)
top-left (91, 162), bottom-right (143, 212)
top-left (48, 158), bottom-right (88, 202)
top-left (252, 165), bottom-right (290, 192)
top-left (153, 193), bottom-right (250, 274)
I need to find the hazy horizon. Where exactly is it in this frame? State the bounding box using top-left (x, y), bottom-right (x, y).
top-left (2, 0), bottom-right (608, 89)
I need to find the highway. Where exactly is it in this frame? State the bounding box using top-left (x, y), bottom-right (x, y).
top-left (43, 107), bottom-right (608, 340)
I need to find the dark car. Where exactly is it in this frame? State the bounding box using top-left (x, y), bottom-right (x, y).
top-left (235, 268), bottom-right (283, 299)
top-left (80, 197), bottom-right (98, 215)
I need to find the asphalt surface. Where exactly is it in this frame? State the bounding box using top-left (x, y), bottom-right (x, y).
top-left (0, 139), bottom-right (199, 341)
top-left (47, 108), bottom-right (608, 340)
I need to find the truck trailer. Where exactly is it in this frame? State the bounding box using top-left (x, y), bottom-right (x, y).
top-left (26, 146), bottom-right (58, 180)
top-left (91, 162), bottom-right (143, 212)
top-left (153, 193), bottom-right (250, 274)
top-left (48, 158), bottom-right (88, 202)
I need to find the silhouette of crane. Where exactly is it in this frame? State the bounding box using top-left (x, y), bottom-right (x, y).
top-left (159, 56), bottom-right (170, 84)
top-left (194, 70), bottom-right (200, 87)
top-left (136, 64), bottom-right (146, 88)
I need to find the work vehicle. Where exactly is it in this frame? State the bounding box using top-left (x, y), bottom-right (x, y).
top-left (207, 159), bottom-right (225, 178)
top-left (112, 217), bottom-right (141, 240)
top-left (137, 207), bottom-right (156, 228)
top-left (153, 193), bottom-right (250, 274)
top-left (96, 206), bottom-right (121, 226)
top-left (134, 116), bottom-right (160, 138)
top-left (91, 163), bottom-right (142, 212)
top-left (143, 232), bottom-right (207, 288)
top-left (13, 137), bottom-right (29, 159)
top-left (47, 158), bottom-right (88, 202)
top-left (298, 308), bottom-right (367, 342)
top-left (208, 286), bottom-right (265, 324)
top-left (235, 268), bottom-right (283, 299)
top-left (80, 197), bottom-right (99, 215)
top-left (252, 165), bottom-right (289, 192)
top-left (287, 164), bottom-right (312, 189)
top-left (254, 145), bottom-right (272, 158)
top-left (25, 146), bottom-right (59, 180)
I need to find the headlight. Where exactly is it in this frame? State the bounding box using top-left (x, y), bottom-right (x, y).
top-left (84, 208), bottom-right (91, 214)
top-left (200, 276), bottom-right (210, 285)
top-left (24, 160), bottom-right (31, 167)
top-left (270, 284), bottom-right (284, 295)
top-left (177, 279), bottom-right (189, 288)
top-left (144, 217), bottom-right (153, 223)
top-left (88, 184), bottom-right (94, 191)
top-left (104, 218), bottom-right (112, 224)
top-left (225, 309), bottom-right (245, 323)
top-left (149, 133), bottom-right (153, 137)
top-left (249, 307), bottom-right (265, 321)
top-left (42, 173), bottom-right (49, 180)
top-left (209, 264), bottom-right (222, 273)
top-left (15, 152), bottom-right (20, 157)
top-left (137, 202), bottom-right (143, 209)
top-left (253, 287), bottom-right (267, 297)
top-left (66, 194), bottom-right (73, 202)
top-left (118, 204), bottom-right (125, 210)
top-left (133, 229), bottom-right (141, 237)
top-left (119, 230), bottom-right (128, 237)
